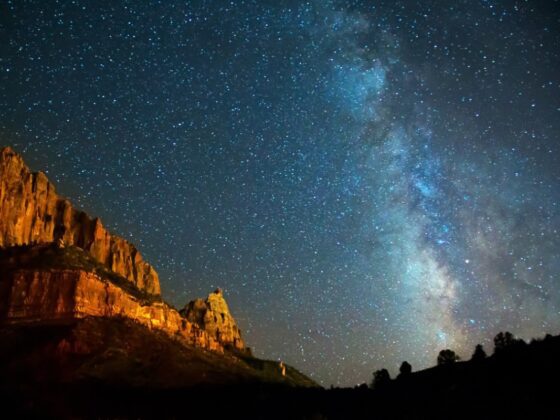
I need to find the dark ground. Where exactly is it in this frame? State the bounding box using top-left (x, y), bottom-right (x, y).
top-left (1, 317), bottom-right (559, 419)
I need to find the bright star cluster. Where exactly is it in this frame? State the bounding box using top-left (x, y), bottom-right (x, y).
top-left (1, 1), bottom-right (559, 386)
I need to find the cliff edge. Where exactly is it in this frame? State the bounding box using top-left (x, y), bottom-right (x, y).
top-left (0, 146), bottom-right (160, 295)
top-left (0, 146), bottom-right (246, 354)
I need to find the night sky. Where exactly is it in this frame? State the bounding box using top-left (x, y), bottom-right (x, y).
top-left (1, 0), bottom-right (560, 386)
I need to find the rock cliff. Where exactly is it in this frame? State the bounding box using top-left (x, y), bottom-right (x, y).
top-left (0, 146), bottom-right (247, 354)
top-left (182, 288), bottom-right (245, 351)
top-left (0, 267), bottom-right (222, 351)
top-left (0, 244), bottom-right (248, 353)
top-left (0, 146), bottom-right (160, 295)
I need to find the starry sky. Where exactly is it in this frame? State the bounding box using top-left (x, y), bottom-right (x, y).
top-left (1, 0), bottom-right (560, 386)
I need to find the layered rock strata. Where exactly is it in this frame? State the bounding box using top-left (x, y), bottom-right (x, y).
top-left (0, 269), bottom-right (222, 351)
top-left (0, 146), bottom-right (160, 295)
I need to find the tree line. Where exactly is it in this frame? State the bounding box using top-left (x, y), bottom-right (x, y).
top-left (370, 331), bottom-right (537, 389)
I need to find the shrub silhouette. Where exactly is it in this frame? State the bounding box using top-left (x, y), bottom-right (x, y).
top-left (371, 368), bottom-right (391, 390)
top-left (437, 349), bottom-right (460, 365)
top-left (398, 361), bottom-right (412, 378)
top-left (471, 344), bottom-right (487, 362)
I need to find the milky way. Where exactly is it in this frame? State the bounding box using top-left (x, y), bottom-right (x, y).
top-left (1, 1), bottom-right (560, 386)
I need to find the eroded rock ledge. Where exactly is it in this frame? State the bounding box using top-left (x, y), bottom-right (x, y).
top-left (0, 268), bottom-right (224, 351)
top-left (182, 288), bottom-right (245, 351)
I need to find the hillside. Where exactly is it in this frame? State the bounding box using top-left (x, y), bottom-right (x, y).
top-left (0, 317), bottom-right (318, 418)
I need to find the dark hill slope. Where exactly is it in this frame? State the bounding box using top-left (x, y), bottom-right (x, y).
top-left (0, 317), bottom-right (318, 418)
top-left (0, 316), bottom-right (317, 389)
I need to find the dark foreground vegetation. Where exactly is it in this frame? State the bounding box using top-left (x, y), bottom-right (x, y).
top-left (1, 319), bottom-right (559, 419)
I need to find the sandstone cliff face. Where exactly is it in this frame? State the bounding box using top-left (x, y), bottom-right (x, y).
top-left (0, 146), bottom-right (249, 355)
top-left (0, 147), bottom-right (160, 295)
top-left (0, 269), bottom-right (222, 352)
top-left (182, 288), bottom-right (245, 351)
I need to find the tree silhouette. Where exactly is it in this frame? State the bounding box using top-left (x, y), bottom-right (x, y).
top-left (398, 361), bottom-right (412, 378)
top-left (493, 331), bottom-right (528, 357)
top-left (493, 331), bottom-right (515, 354)
top-left (437, 349), bottom-right (460, 366)
top-left (471, 344), bottom-right (487, 362)
top-left (371, 368), bottom-right (391, 390)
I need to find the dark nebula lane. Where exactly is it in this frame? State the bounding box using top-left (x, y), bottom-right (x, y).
top-left (1, 0), bottom-right (559, 386)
